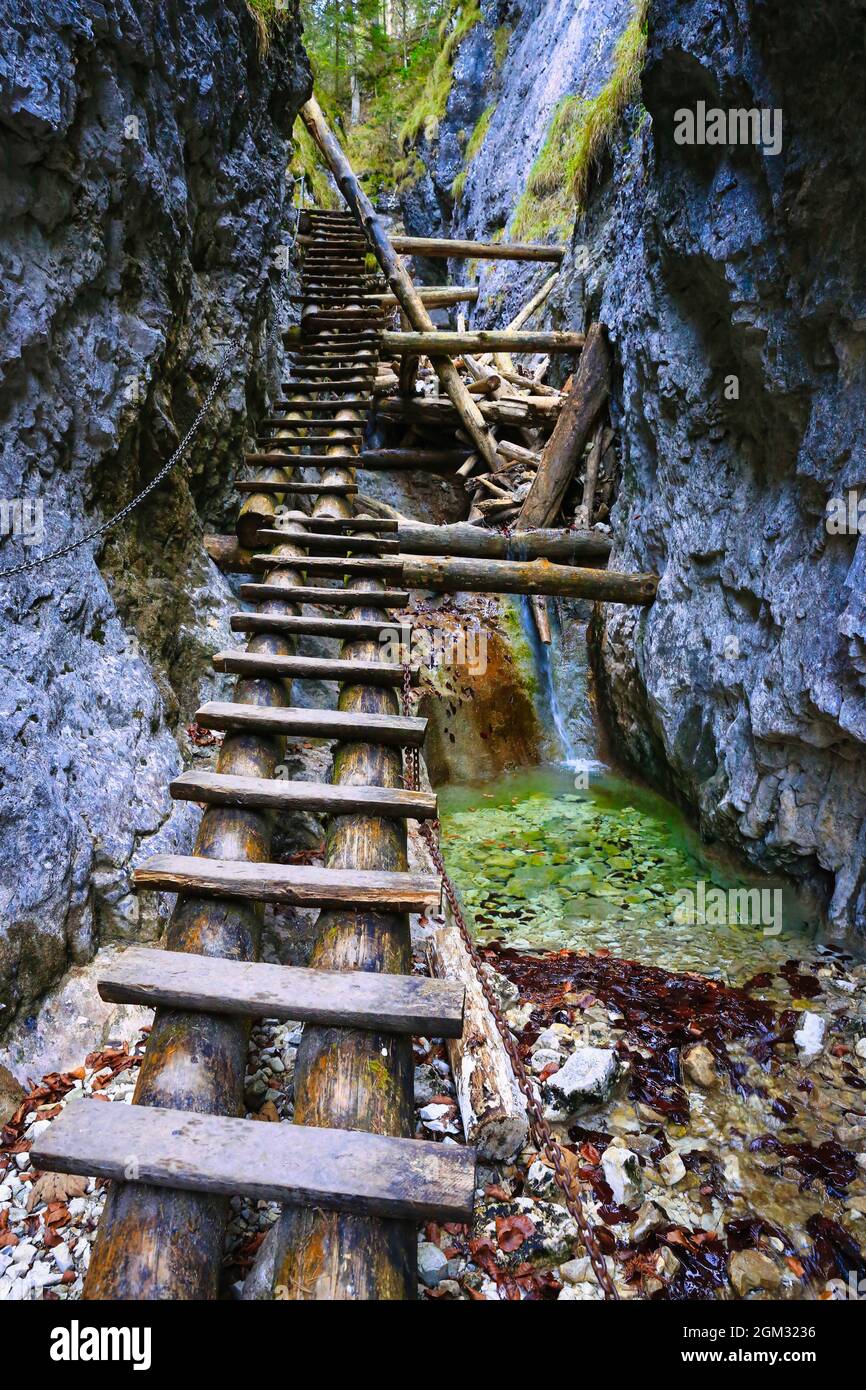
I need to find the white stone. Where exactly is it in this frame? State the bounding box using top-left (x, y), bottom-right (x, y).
top-left (601, 1145), bottom-right (642, 1205)
top-left (10, 1242), bottom-right (36, 1265)
top-left (794, 1011), bottom-right (825, 1061)
top-left (659, 1151), bottom-right (686, 1186)
top-left (543, 1047), bottom-right (619, 1115)
top-left (855, 1037), bottom-right (866, 1060)
top-left (530, 1048), bottom-right (561, 1074)
top-left (51, 1243), bottom-right (74, 1274)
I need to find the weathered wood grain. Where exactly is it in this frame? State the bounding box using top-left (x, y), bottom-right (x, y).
top-left (133, 855), bottom-right (440, 912)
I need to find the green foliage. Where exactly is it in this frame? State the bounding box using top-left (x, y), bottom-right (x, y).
top-left (290, 121), bottom-right (339, 208)
top-left (512, 0), bottom-right (648, 239)
top-left (398, 1), bottom-right (482, 148)
top-left (245, 0), bottom-right (288, 55)
top-left (492, 23), bottom-right (511, 69)
top-left (451, 101), bottom-right (495, 201)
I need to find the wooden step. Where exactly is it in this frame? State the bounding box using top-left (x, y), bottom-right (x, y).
top-left (211, 649), bottom-right (415, 685)
top-left (32, 1101), bottom-right (474, 1222)
top-left (267, 399), bottom-right (373, 413)
top-left (97, 946), bottom-right (462, 1034)
top-left (277, 512), bottom-right (399, 533)
top-left (253, 530), bottom-right (398, 556)
top-left (291, 366), bottom-right (377, 377)
top-left (237, 478), bottom-right (357, 494)
top-left (239, 582), bottom-right (409, 607)
top-left (247, 435), bottom-right (363, 449)
top-left (171, 770), bottom-right (436, 820)
top-left (134, 854), bottom-right (438, 911)
top-left (195, 700), bottom-right (426, 746)
top-left (250, 554), bottom-right (405, 577)
top-left (236, 481), bottom-right (358, 497)
top-left (229, 612), bottom-right (408, 639)
top-left (258, 419), bottom-right (370, 430)
top-left (252, 454), bottom-right (361, 467)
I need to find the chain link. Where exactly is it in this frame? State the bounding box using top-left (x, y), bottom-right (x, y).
top-left (0, 346), bottom-right (234, 582)
top-left (402, 663), bottom-right (619, 1301)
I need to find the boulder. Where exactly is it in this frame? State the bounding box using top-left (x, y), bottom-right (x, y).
top-left (543, 1046), bottom-right (619, 1116)
top-left (729, 1249), bottom-right (781, 1296)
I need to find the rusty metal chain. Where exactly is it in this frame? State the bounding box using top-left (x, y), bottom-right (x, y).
top-left (401, 663), bottom-right (619, 1300)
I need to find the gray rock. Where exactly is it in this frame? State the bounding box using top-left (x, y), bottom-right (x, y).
top-left (0, 0), bottom-right (311, 1035)
top-left (601, 1145), bottom-right (642, 1206)
top-left (543, 1046), bottom-right (619, 1115)
top-left (417, 1241), bottom-right (449, 1288)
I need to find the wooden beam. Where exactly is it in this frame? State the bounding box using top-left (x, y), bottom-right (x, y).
top-left (299, 96), bottom-right (498, 469)
top-left (97, 947), bottom-right (464, 1036)
top-left (376, 285), bottom-right (478, 309)
top-left (31, 1102), bottom-right (475, 1223)
top-left (134, 855), bottom-right (440, 913)
top-left (170, 770), bottom-right (437, 820)
top-left (239, 581), bottom-right (410, 606)
top-left (401, 554), bottom-right (658, 603)
top-left (517, 322), bottom-right (612, 529)
top-left (380, 329), bottom-right (584, 355)
top-left (396, 521), bottom-right (611, 564)
top-left (211, 650), bottom-right (413, 686)
top-left (194, 701), bottom-right (427, 747)
top-left (389, 235), bottom-right (563, 263)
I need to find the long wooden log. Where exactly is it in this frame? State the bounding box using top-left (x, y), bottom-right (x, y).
top-left (412, 830), bottom-right (528, 1160)
top-left (402, 554), bottom-right (657, 603)
top-left (299, 97), bottom-right (498, 469)
top-left (380, 329), bottom-right (583, 355)
top-left (389, 235), bottom-right (563, 263)
top-left (375, 286), bottom-right (478, 309)
top-left (376, 395), bottom-right (559, 427)
top-left (204, 524), bottom-right (612, 569)
top-left (517, 322), bottom-right (612, 529)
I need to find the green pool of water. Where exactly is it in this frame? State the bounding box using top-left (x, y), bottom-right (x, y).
top-left (439, 766), bottom-right (817, 984)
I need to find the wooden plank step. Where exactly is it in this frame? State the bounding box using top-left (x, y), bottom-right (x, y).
top-left (97, 946), bottom-right (462, 1034)
top-left (250, 554), bottom-right (405, 577)
top-left (134, 854), bottom-right (437, 910)
top-left (211, 649), bottom-right (415, 685)
top-left (266, 399), bottom-right (373, 412)
top-left (277, 512), bottom-right (399, 533)
top-left (195, 700), bottom-right (426, 746)
top-left (171, 769), bottom-right (436, 820)
top-left (247, 435), bottom-right (363, 449)
top-left (31, 1102), bottom-right (474, 1223)
top-left (229, 613), bottom-right (408, 639)
top-left (251, 453), bottom-right (361, 467)
top-left (239, 582), bottom-right (408, 607)
top-left (253, 529), bottom-right (398, 555)
top-left (236, 481), bottom-right (357, 496)
top-left (291, 365), bottom-right (377, 375)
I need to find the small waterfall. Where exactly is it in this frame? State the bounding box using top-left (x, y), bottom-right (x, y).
top-left (517, 596), bottom-right (606, 776)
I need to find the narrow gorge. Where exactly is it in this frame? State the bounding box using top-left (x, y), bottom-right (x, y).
top-left (0, 0), bottom-right (864, 1323)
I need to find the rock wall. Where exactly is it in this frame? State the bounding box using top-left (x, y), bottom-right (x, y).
top-left (0, 0), bottom-right (310, 1033)
top-left (401, 0), bottom-right (866, 941)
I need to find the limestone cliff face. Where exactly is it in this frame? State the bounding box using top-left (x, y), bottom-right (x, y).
top-left (0, 0), bottom-right (310, 1031)
top-left (401, 0), bottom-right (866, 940)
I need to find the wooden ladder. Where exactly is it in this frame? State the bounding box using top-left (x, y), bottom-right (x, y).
top-left (33, 207), bottom-right (477, 1301)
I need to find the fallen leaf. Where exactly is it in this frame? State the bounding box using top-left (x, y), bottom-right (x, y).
top-left (495, 1213), bottom-right (536, 1253)
top-left (27, 1172), bottom-right (88, 1210)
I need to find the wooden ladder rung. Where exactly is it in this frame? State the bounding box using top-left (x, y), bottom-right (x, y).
top-left (170, 769), bottom-right (437, 820)
top-left (276, 512), bottom-right (399, 533)
top-left (241, 482), bottom-right (358, 497)
top-left (250, 554), bottom-right (404, 577)
top-left (238, 582), bottom-right (409, 607)
top-left (195, 700), bottom-right (426, 746)
top-left (133, 854), bottom-right (439, 912)
top-left (31, 1101), bottom-right (475, 1222)
top-left (253, 529), bottom-right (398, 555)
top-left (211, 650), bottom-right (417, 686)
top-left (229, 613), bottom-right (409, 639)
top-left (97, 946), bottom-right (462, 1034)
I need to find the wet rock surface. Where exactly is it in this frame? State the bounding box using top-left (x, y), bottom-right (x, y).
top-left (400, 0), bottom-right (866, 943)
top-left (0, 1), bottom-right (310, 1030)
